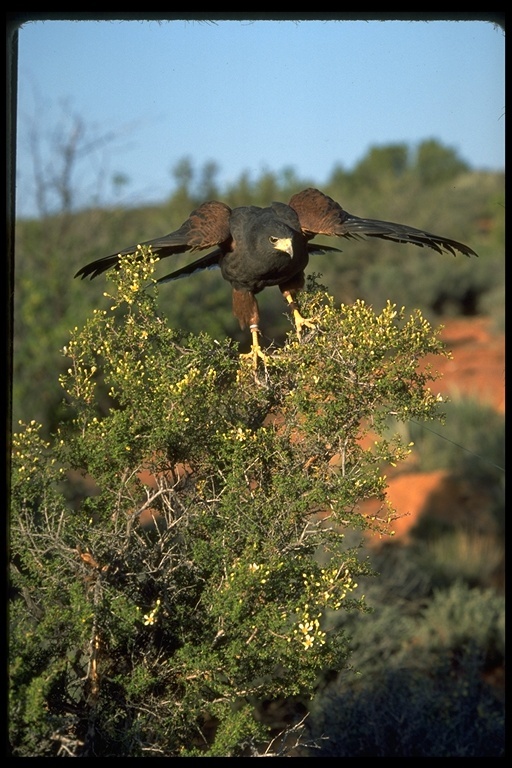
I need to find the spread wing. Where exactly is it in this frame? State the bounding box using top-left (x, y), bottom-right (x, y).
top-left (289, 188), bottom-right (477, 258)
top-left (75, 200), bottom-right (233, 280)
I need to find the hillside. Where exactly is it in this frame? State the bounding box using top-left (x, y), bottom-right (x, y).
top-left (362, 315), bottom-right (504, 546)
top-left (424, 316), bottom-right (504, 414)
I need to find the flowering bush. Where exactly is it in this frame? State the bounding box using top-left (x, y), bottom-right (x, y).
top-left (9, 249), bottom-right (448, 757)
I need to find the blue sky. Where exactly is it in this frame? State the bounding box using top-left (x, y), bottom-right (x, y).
top-left (14, 16), bottom-right (505, 219)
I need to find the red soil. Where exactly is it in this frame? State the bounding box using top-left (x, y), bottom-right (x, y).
top-left (361, 316), bottom-right (505, 544)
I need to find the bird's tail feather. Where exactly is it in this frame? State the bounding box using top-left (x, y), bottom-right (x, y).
top-left (307, 243), bottom-right (342, 256)
top-left (156, 249), bottom-right (223, 284)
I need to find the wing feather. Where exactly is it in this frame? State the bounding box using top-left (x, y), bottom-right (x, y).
top-left (289, 188), bottom-right (477, 258)
top-left (75, 201), bottom-right (232, 280)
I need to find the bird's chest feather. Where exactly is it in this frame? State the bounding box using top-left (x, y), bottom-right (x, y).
top-left (219, 206), bottom-right (309, 292)
top-left (221, 225), bottom-right (310, 292)
top-left (220, 247), bottom-right (308, 292)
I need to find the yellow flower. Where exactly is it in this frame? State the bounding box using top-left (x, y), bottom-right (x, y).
top-left (142, 599), bottom-right (161, 626)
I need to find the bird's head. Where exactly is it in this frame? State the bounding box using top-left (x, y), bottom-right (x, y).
top-left (269, 235), bottom-right (294, 258)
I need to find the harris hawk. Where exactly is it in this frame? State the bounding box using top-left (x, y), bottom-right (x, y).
top-left (75, 188), bottom-right (477, 368)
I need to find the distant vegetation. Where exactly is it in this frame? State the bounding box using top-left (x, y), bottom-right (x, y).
top-left (13, 138), bottom-right (504, 434)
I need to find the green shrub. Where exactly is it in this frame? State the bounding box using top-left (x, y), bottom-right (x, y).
top-left (9, 251), bottom-right (450, 756)
top-left (308, 582), bottom-right (505, 756)
top-left (308, 651), bottom-right (504, 757)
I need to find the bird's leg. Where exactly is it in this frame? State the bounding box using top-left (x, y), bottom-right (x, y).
top-left (232, 289), bottom-right (268, 369)
top-left (248, 324), bottom-right (268, 369)
top-left (239, 324), bottom-right (268, 370)
top-left (282, 290), bottom-right (316, 340)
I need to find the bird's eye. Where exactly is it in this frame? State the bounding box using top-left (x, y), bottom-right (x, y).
top-left (269, 236), bottom-right (279, 244)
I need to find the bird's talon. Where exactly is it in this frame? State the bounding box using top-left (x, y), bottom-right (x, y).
top-left (240, 347), bottom-right (268, 370)
top-left (293, 311), bottom-right (317, 341)
top-left (239, 326), bottom-right (269, 370)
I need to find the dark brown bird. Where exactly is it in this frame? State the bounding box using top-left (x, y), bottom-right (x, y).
top-left (75, 188), bottom-right (477, 367)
